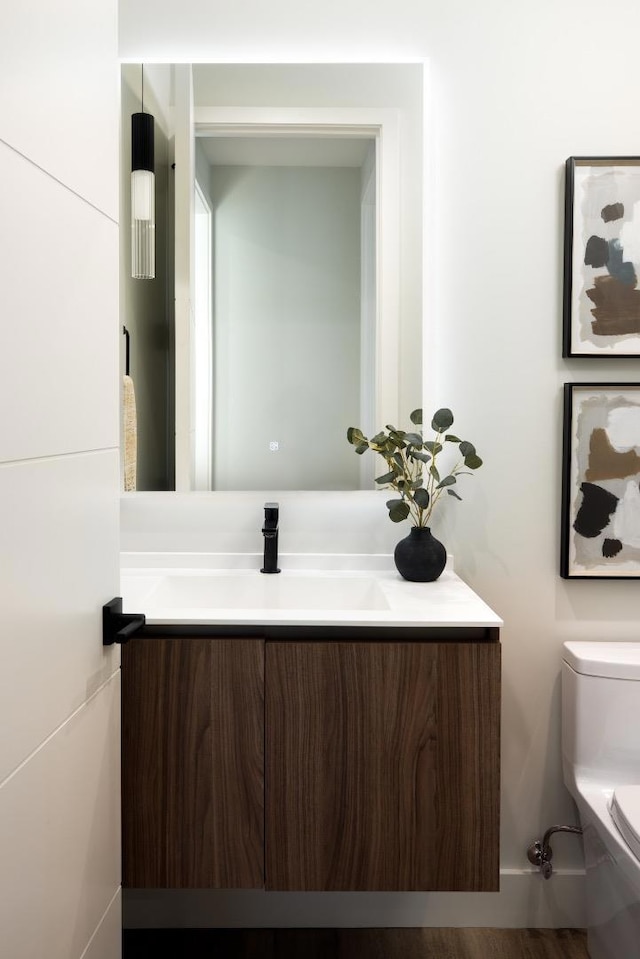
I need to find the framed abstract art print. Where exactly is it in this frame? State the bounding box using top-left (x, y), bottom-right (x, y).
top-left (563, 157), bottom-right (640, 357)
top-left (561, 383), bottom-right (640, 578)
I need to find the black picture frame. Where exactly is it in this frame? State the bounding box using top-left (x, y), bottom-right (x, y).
top-left (561, 382), bottom-right (640, 578)
top-left (563, 156), bottom-right (640, 358)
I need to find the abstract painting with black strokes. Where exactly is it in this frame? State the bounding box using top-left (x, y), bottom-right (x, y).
top-left (562, 384), bottom-right (640, 577)
top-left (564, 157), bottom-right (640, 356)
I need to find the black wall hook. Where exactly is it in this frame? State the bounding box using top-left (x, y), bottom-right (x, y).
top-left (103, 597), bottom-right (146, 645)
top-left (122, 326), bottom-right (131, 376)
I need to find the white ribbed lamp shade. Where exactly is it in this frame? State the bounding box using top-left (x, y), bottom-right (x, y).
top-left (131, 112), bottom-right (155, 279)
top-left (131, 169), bottom-right (155, 278)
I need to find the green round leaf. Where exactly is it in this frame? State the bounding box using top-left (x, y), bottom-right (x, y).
top-left (413, 487), bottom-right (430, 508)
top-left (464, 453), bottom-right (483, 470)
top-left (404, 432), bottom-right (423, 446)
top-left (410, 409), bottom-right (423, 425)
top-left (437, 475), bottom-right (457, 488)
top-left (459, 440), bottom-right (476, 457)
top-left (375, 470), bottom-right (397, 484)
top-left (355, 442), bottom-right (369, 454)
top-left (347, 427), bottom-right (364, 445)
top-left (431, 408), bottom-right (454, 432)
top-left (388, 500), bottom-right (411, 522)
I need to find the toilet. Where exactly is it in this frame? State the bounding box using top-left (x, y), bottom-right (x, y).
top-left (562, 641), bottom-right (640, 959)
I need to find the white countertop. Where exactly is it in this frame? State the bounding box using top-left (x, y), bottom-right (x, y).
top-left (120, 552), bottom-right (503, 629)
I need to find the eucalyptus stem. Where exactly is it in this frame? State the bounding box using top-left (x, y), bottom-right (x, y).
top-left (346, 408), bottom-right (482, 527)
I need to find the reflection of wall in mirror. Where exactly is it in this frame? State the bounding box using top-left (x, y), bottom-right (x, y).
top-left (191, 63), bottom-right (424, 422)
top-left (199, 148), bottom-right (366, 491)
top-left (120, 64), bottom-right (174, 492)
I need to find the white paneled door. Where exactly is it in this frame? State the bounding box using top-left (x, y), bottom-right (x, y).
top-left (0, 1), bottom-right (121, 958)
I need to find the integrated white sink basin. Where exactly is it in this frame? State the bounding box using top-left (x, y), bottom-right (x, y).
top-left (131, 570), bottom-right (389, 612)
top-left (120, 553), bottom-right (503, 629)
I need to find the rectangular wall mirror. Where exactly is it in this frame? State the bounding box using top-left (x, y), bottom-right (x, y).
top-left (120, 63), bottom-right (426, 492)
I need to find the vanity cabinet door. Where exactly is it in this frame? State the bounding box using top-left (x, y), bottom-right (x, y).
top-left (122, 638), bottom-right (264, 888)
top-left (265, 641), bottom-right (500, 891)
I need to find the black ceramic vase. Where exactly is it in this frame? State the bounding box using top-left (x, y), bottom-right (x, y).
top-left (393, 526), bottom-right (447, 582)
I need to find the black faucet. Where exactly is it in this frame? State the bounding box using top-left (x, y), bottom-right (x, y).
top-left (261, 502), bottom-right (281, 573)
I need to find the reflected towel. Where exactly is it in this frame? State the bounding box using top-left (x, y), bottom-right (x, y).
top-left (123, 374), bottom-right (137, 491)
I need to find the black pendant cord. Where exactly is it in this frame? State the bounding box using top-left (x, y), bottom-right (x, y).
top-left (141, 63), bottom-right (144, 113)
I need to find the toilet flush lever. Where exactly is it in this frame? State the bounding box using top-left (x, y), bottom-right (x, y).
top-left (102, 597), bottom-right (146, 645)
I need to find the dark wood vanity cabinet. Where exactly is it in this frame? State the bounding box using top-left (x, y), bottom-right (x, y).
top-left (121, 638), bottom-right (264, 888)
top-left (121, 636), bottom-right (500, 892)
top-left (266, 641), bottom-right (500, 891)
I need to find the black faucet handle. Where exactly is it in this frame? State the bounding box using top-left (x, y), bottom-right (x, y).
top-left (264, 502), bottom-right (279, 523)
top-left (261, 502), bottom-right (281, 574)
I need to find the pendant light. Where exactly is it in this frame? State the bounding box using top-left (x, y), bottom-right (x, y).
top-left (131, 65), bottom-right (155, 279)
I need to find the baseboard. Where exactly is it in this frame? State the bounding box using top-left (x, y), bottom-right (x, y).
top-left (122, 869), bottom-right (586, 929)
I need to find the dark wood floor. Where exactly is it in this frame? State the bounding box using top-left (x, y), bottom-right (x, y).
top-left (123, 928), bottom-right (589, 958)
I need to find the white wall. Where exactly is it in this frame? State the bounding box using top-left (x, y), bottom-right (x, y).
top-left (0, 2), bottom-right (121, 957)
top-left (120, 0), bottom-right (640, 928)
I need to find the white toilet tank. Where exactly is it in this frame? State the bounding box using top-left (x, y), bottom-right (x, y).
top-left (562, 641), bottom-right (640, 793)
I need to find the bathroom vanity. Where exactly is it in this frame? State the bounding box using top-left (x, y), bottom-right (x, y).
top-left (118, 58), bottom-right (499, 902)
top-left (119, 556), bottom-right (502, 893)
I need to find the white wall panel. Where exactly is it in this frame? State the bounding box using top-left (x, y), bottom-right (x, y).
top-left (120, 490), bottom-right (400, 554)
top-left (119, 0), bottom-right (410, 62)
top-left (0, 675), bottom-right (120, 959)
top-left (0, 141), bottom-right (118, 464)
top-left (0, 0), bottom-right (118, 218)
top-left (82, 891), bottom-right (122, 959)
top-left (1, 0), bottom-right (120, 954)
top-left (0, 451), bottom-right (119, 783)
